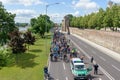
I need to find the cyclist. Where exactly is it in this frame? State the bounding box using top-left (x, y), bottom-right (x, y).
top-left (91, 56), bottom-right (94, 63)
top-left (44, 66), bottom-right (49, 79)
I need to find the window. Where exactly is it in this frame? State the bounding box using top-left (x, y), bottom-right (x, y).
top-left (75, 65), bottom-right (84, 70)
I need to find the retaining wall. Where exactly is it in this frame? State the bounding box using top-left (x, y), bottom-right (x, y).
top-left (70, 27), bottom-right (120, 53)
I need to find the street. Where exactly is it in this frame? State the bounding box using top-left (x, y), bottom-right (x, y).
top-left (49, 34), bottom-right (120, 80)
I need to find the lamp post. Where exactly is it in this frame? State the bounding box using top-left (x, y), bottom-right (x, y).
top-left (45, 3), bottom-right (60, 54)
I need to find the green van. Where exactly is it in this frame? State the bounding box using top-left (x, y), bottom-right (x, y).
top-left (70, 58), bottom-right (92, 80)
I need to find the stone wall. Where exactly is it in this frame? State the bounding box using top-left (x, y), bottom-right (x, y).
top-left (70, 27), bottom-right (120, 53)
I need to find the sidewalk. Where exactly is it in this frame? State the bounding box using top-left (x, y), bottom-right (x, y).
top-left (71, 33), bottom-right (120, 62)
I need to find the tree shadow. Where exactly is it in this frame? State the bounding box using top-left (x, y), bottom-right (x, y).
top-left (15, 53), bottom-right (39, 68)
top-left (35, 44), bottom-right (44, 46)
top-left (29, 49), bottom-right (42, 53)
top-left (6, 53), bottom-right (39, 69)
top-left (46, 35), bottom-right (52, 39)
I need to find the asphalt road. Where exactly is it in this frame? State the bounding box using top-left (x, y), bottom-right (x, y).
top-left (49, 34), bottom-right (120, 80)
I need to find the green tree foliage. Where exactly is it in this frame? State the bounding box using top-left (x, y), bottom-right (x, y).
top-left (70, 4), bottom-right (120, 31)
top-left (30, 14), bottom-right (54, 38)
top-left (0, 51), bottom-right (7, 67)
top-left (0, 49), bottom-right (10, 67)
top-left (0, 2), bottom-right (16, 45)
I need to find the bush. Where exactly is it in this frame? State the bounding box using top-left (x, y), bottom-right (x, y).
top-left (95, 27), bottom-right (101, 30)
top-left (0, 49), bottom-right (10, 67)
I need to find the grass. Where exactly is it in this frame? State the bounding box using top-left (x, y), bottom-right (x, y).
top-left (0, 34), bottom-right (51, 80)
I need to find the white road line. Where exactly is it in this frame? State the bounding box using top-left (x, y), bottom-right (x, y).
top-left (48, 61), bottom-right (51, 72)
top-left (65, 77), bottom-right (68, 80)
top-left (100, 67), bottom-right (115, 80)
top-left (112, 65), bottom-right (120, 72)
top-left (48, 53), bottom-right (50, 72)
top-left (99, 78), bottom-right (102, 80)
top-left (99, 56), bottom-right (106, 61)
top-left (71, 39), bottom-right (115, 80)
top-left (63, 63), bottom-right (66, 70)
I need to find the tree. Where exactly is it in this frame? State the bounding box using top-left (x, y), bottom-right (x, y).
top-left (69, 4), bottom-right (120, 31)
top-left (96, 8), bottom-right (105, 29)
top-left (88, 13), bottom-right (97, 29)
top-left (9, 30), bottom-right (26, 54)
top-left (30, 14), bottom-right (54, 38)
top-left (0, 2), bottom-right (16, 45)
top-left (112, 4), bottom-right (120, 31)
top-left (23, 31), bottom-right (35, 51)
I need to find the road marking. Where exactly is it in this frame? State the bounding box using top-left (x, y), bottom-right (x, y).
top-left (65, 77), bottom-right (68, 80)
top-left (48, 61), bottom-right (51, 72)
top-left (100, 67), bottom-right (115, 80)
top-left (48, 53), bottom-right (50, 72)
top-left (99, 56), bottom-right (106, 61)
top-left (99, 78), bottom-right (102, 80)
top-left (112, 65), bottom-right (120, 72)
top-left (71, 39), bottom-right (115, 80)
top-left (63, 63), bottom-right (66, 70)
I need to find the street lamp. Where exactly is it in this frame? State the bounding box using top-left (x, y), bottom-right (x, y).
top-left (45, 3), bottom-right (60, 54)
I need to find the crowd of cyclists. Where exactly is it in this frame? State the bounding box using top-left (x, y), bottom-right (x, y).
top-left (50, 30), bottom-right (80, 63)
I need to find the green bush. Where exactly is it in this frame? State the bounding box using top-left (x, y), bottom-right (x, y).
top-left (0, 49), bottom-right (10, 67)
top-left (95, 27), bottom-right (101, 30)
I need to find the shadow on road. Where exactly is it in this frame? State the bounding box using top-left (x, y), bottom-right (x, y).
top-left (48, 76), bottom-right (54, 80)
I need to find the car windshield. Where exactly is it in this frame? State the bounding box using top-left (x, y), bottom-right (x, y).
top-left (75, 65), bottom-right (84, 70)
top-left (74, 61), bottom-right (83, 63)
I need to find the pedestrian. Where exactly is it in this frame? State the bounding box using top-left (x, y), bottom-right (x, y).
top-left (93, 64), bottom-right (99, 75)
top-left (91, 56), bottom-right (94, 63)
top-left (50, 53), bottom-right (53, 61)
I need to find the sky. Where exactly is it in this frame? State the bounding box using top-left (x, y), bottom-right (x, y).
top-left (0, 0), bottom-right (120, 23)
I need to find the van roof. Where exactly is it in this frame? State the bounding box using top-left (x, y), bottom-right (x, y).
top-left (71, 58), bottom-right (84, 64)
top-left (74, 63), bottom-right (85, 65)
top-left (71, 58), bottom-right (81, 61)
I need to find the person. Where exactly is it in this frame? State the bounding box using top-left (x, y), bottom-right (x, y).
top-left (44, 66), bottom-right (49, 79)
top-left (93, 64), bottom-right (99, 75)
top-left (50, 53), bottom-right (53, 61)
top-left (91, 56), bottom-right (94, 63)
top-left (63, 54), bottom-right (67, 61)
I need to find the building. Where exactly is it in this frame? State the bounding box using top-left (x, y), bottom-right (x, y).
top-left (62, 15), bottom-right (70, 34)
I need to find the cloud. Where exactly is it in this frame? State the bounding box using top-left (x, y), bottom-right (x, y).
top-left (111, 0), bottom-right (120, 3)
top-left (49, 13), bottom-right (64, 23)
top-left (9, 9), bottom-right (37, 17)
top-left (72, 0), bottom-right (99, 10)
top-left (74, 11), bottom-right (79, 16)
top-left (8, 9), bottom-right (38, 23)
top-left (0, 0), bottom-right (44, 6)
